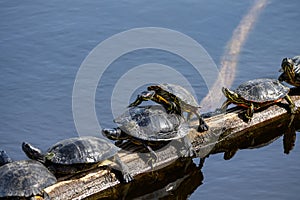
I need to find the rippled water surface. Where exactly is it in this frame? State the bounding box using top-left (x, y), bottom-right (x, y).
top-left (0, 0), bottom-right (300, 199)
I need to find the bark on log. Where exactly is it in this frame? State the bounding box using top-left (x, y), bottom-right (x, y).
top-left (41, 89), bottom-right (300, 200)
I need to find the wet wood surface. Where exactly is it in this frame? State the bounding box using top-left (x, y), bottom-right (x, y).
top-left (41, 90), bottom-right (300, 200)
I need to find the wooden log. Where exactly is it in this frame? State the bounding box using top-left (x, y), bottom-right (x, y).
top-left (42, 90), bottom-right (300, 200)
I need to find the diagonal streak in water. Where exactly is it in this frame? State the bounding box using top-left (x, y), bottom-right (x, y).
top-left (200, 0), bottom-right (268, 111)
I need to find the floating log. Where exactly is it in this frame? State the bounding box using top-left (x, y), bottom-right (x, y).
top-left (42, 90), bottom-right (300, 200)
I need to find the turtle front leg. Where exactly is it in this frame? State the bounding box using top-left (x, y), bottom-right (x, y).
top-left (284, 95), bottom-right (297, 127)
top-left (142, 143), bottom-right (158, 163)
top-left (155, 95), bottom-right (179, 114)
top-left (112, 155), bottom-right (133, 183)
top-left (245, 103), bottom-right (254, 121)
top-left (284, 95), bottom-right (297, 114)
top-left (278, 73), bottom-right (288, 82)
top-left (220, 100), bottom-right (231, 113)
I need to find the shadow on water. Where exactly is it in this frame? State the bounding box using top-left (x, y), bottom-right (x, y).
top-left (86, 114), bottom-right (299, 200)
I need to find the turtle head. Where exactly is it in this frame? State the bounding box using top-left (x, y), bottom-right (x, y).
top-left (281, 57), bottom-right (295, 78)
top-left (102, 128), bottom-right (126, 140)
top-left (0, 150), bottom-right (12, 166)
top-left (22, 142), bottom-right (45, 163)
top-left (140, 90), bottom-right (155, 100)
top-left (128, 90), bottom-right (155, 107)
top-left (222, 87), bottom-right (243, 104)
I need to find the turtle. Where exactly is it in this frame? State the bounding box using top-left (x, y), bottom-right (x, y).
top-left (102, 105), bottom-right (195, 160)
top-left (0, 150), bottom-right (57, 199)
top-left (128, 83), bottom-right (209, 132)
top-left (221, 78), bottom-right (296, 121)
top-left (22, 136), bottom-right (133, 183)
top-left (278, 55), bottom-right (300, 87)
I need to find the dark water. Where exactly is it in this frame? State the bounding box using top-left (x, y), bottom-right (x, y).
top-left (0, 0), bottom-right (300, 199)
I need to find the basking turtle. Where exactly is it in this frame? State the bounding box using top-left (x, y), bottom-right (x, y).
top-left (221, 78), bottom-right (296, 120)
top-left (128, 83), bottom-right (208, 132)
top-left (22, 136), bottom-right (133, 183)
top-left (0, 150), bottom-right (57, 199)
top-left (102, 105), bottom-right (194, 159)
top-left (278, 56), bottom-right (300, 87)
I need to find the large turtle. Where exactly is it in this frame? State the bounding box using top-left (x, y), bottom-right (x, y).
top-left (102, 105), bottom-right (194, 160)
top-left (22, 136), bottom-right (133, 183)
top-left (0, 150), bottom-right (57, 199)
top-left (221, 78), bottom-right (296, 120)
top-left (278, 56), bottom-right (300, 87)
top-left (128, 83), bottom-right (208, 132)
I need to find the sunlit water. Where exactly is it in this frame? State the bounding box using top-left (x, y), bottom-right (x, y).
top-left (0, 0), bottom-right (300, 199)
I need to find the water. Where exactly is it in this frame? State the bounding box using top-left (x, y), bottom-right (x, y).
top-left (0, 0), bottom-right (299, 199)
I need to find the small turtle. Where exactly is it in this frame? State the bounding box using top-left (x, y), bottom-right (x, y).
top-left (128, 83), bottom-right (208, 132)
top-left (221, 78), bottom-right (296, 120)
top-left (22, 136), bottom-right (133, 183)
top-left (102, 105), bottom-right (194, 160)
top-left (0, 150), bottom-right (57, 199)
top-left (278, 56), bottom-right (300, 87)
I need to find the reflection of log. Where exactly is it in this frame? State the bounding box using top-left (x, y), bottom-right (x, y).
top-left (86, 158), bottom-right (203, 200)
top-left (42, 92), bottom-right (300, 200)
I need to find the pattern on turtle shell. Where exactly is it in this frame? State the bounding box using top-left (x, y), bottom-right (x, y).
top-left (47, 136), bottom-right (119, 165)
top-left (114, 105), bottom-right (189, 141)
top-left (235, 79), bottom-right (289, 103)
top-left (0, 160), bottom-right (56, 198)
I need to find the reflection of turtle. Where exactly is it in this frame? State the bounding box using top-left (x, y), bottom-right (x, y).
top-left (128, 83), bottom-right (208, 132)
top-left (0, 150), bottom-right (57, 199)
top-left (102, 105), bottom-right (194, 159)
top-left (223, 126), bottom-right (297, 160)
top-left (278, 56), bottom-right (300, 87)
top-left (221, 78), bottom-right (296, 120)
top-left (22, 136), bottom-right (133, 183)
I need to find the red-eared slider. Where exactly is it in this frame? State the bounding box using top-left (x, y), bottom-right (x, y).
top-left (22, 136), bottom-right (133, 183)
top-left (102, 105), bottom-right (194, 159)
top-left (128, 83), bottom-right (208, 132)
top-left (278, 56), bottom-right (300, 87)
top-left (0, 150), bottom-right (57, 199)
top-left (221, 78), bottom-right (296, 120)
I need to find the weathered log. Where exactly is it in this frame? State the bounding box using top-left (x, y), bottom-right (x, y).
top-left (42, 90), bottom-right (300, 200)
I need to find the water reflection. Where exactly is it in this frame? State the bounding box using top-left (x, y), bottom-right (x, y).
top-left (87, 114), bottom-right (299, 200)
top-left (210, 115), bottom-right (299, 160)
top-left (86, 158), bottom-right (203, 200)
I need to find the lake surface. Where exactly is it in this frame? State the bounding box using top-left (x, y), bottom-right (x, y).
top-left (0, 0), bottom-right (300, 199)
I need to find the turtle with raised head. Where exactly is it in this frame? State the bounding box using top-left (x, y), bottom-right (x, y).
top-left (22, 136), bottom-right (133, 183)
top-left (0, 150), bottom-right (57, 199)
top-left (102, 105), bottom-right (195, 160)
top-left (278, 56), bottom-right (300, 87)
top-left (128, 83), bottom-right (208, 132)
top-left (221, 78), bottom-right (296, 120)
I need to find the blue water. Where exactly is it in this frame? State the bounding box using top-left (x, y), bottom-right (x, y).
top-left (0, 0), bottom-right (300, 199)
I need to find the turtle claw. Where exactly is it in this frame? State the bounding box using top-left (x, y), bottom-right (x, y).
top-left (197, 124), bottom-right (209, 132)
top-left (122, 172), bottom-right (134, 183)
top-left (180, 148), bottom-right (195, 158)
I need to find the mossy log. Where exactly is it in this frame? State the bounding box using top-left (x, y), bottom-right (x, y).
top-left (41, 89), bottom-right (300, 200)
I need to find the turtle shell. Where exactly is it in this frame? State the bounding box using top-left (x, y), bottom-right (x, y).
top-left (0, 160), bottom-right (56, 198)
top-left (235, 79), bottom-right (289, 103)
top-left (46, 136), bottom-right (119, 165)
top-left (114, 105), bottom-right (189, 141)
top-left (149, 83), bottom-right (199, 108)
